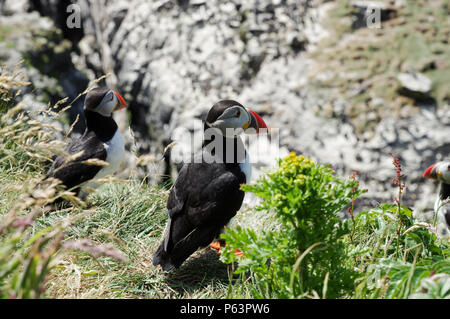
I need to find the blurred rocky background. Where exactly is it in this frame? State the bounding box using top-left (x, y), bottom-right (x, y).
top-left (1, 0), bottom-right (449, 229)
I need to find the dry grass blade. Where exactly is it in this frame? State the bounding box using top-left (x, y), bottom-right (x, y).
top-left (163, 141), bottom-right (177, 157)
top-left (2, 102), bottom-right (26, 120)
top-left (62, 239), bottom-right (128, 262)
top-left (65, 114), bottom-right (79, 140)
top-left (403, 222), bottom-right (438, 236)
top-left (52, 97), bottom-right (69, 110)
top-left (64, 73), bottom-right (111, 111)
top-left (136, 154), bottom-right (159, 166)
top-left (50, 150), bottom-right (85, 174)
top-left (81, 158), bottom-right (109, 167)
top-left (93, 176), bottom-right (129, 184)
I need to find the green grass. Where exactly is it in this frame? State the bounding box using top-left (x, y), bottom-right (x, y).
top-left (40, 182), bottom-right (226, 298)
top-left (0, 176), bottom-right (252, 298)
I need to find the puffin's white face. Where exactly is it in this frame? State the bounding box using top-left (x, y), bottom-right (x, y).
top-left (95, 91), bottom-right (126, 117)
top-left (207, 105), bottom-right (251, 137)
top-left (424, 161), bottom-right (450, 184)
top-left (205, 100), bottom-right (267, 139)
top-left (85, 88), bottom-right (127, 117)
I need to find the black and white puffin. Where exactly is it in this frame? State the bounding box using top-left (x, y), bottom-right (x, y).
top-left (423, 161), bottom-right (450, 229)
top-left (46, 87), bottom-right (127, 198)
top-left (152, 100), bottom-right (267, 271)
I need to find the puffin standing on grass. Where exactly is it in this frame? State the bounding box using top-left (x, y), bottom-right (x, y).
top-left (423, 161), bottom-right (450, 229)
top-left (152, 100), bottom-right (267, 271)
top-left (46, 87), bottom-right (127, 198)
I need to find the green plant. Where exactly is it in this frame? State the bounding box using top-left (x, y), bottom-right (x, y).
top-left (0, 213), bottom-right (61, 298)
top-left (350, 154), bottom-right (449, 299)
top-left (0, 64), bottom-right (128, 299)
top-left (221, 152), bottom-right (365, 298)
top-left (409, 273), bottom-right (450, 299)
top-left (351, 203), bottom-right (449, 298)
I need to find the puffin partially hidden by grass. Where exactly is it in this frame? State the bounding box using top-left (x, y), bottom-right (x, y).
top-left (152, 100), bottom-right (267, 272)
top-left (423, 161), bottom-right (450, 229)
top-left (46, 87), bottom-right (127, 199)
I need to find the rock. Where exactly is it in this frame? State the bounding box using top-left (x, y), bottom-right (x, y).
top-left (287, 32), bottom-right (308, 53)
top-left (0, 11), bottom-right (88, 134)
top-left (397, 72), bottom-right (433, 102)
top-left (1, 0), bottom-right (30, 14)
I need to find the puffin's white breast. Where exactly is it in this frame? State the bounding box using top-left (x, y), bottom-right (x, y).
top-left (239, 152), bottom-right (252, 184)
top-left (101, 129), bottom-right (125, 178)
top-left (435, 194), bottom-right (450, 229)
top-left (81, 129), bottom-right (125, 194)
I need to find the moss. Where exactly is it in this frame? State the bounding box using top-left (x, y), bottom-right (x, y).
top-left (0, 25), bottom-right (13, 42)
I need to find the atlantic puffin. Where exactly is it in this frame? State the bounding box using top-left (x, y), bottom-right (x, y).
top-left (423, 161), bottom-right (450, 229)
top-left (152, 100), bottom-right (267, 271)
top-left (46, 87), bottom-right (127, 198)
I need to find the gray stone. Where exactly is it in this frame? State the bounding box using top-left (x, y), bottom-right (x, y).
top-left (397, 72), bottom-right (434, 101)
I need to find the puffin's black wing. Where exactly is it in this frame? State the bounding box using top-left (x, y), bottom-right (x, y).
top-left (153, 161), bottom-right (246, 271)
top-left (46, 131), bottom-right (107, 191)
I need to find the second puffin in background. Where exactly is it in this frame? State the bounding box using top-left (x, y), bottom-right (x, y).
top-left (423, 162), bottom-right (450, 230)
top-left (45, 87), bottom-right (127, 199)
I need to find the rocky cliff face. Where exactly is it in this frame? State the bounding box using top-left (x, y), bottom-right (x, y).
top-left (71, 0), bottom-right (319, 157)
top-left (2, 0), bottom-right (449, 233)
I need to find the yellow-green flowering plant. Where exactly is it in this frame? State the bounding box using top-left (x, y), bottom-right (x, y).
top-left (221, 153), bottom-right (365, 298)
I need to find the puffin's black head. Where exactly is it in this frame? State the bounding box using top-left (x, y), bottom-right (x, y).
top-left (205, 100), bottom-right (267, 137)
top-left (84, 87), bottom-right (127, 117)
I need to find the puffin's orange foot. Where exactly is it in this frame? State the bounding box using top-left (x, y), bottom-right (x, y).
top-left (209, 241), bottom-right (223, 253)
top-left (210, 242), bottom-right (243, 257)
top-left (234, 249), bottom-right (244, 258)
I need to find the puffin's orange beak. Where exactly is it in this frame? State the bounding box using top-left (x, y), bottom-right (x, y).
top-left (246, 109), bottom-right (267, 134)
top-left (113, 91), bottom-right (127, 111)
top-left (423, 163), bottom-right (439, 180)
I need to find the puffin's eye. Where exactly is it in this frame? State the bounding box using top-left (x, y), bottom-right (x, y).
top-left (234, 109), bottom-right (241, 118)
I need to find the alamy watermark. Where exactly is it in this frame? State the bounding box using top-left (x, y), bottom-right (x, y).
top-left (170, 124), bottom-right (282, 165)
top-left (66, 3), bottom-right (81, 29)
top-left (65, 2), bottom-right (381, 29)
top-left (366, 6), bottom-right (381, 29)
